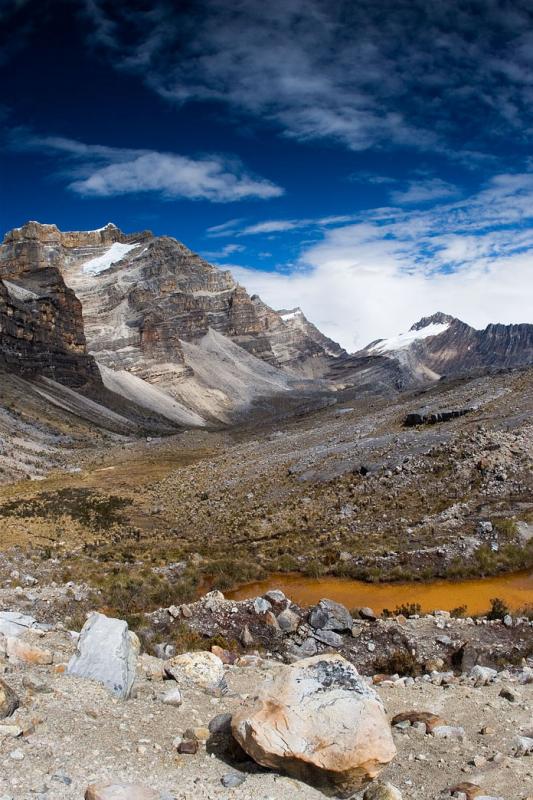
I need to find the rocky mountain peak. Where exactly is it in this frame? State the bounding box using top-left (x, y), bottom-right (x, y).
top-left (410, 312), bottom-right (458, 331)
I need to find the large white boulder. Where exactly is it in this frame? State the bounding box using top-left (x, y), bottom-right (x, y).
top-left (232, 654), bottom-right (396, 796)
top-left (67, 612), bottom-right (138, 699)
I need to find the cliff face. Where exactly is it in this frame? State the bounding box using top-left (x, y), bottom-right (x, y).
top-left (51, 223), bottom-right (341, 381)
top-left (0, 222), bottom-right (339, 425)
top-left (0, 224), bottom-right (100, 387)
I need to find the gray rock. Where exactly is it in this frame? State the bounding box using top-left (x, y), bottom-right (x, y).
top-left (313, 629), bottom-right (344, 647)
top-left (308, 599), bottom-right (352, 632)
top-left (503, 614), bottom-right (513, 628)
top-left (277, 608), bottom-right (300, 632)
top-left (469, 665), bottom-right (497, 686)
top-left (431, 725), bottom-right (465, 739)
top-left (209, 712), bottom-right (233, 735)
top-left (67, 612), bottom-right (138, 699)
top-left (0, 611), bottom-right (37, 638)
top-left (221, 773), bottom-right (246, 788)
top-left (253, 597), bottom-right (271, 614)
top-left (161, 687), bottom-right (182, 706)
top-left (359, 607), bottom-right (377, 621)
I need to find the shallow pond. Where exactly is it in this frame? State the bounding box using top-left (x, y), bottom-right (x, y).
top-left (227, 570), bottom-right (533, 615)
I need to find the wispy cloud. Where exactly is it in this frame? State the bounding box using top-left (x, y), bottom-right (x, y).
top-left (10, 130), bottom-right (284, 202)
top-left (229, 171), bottom-right (533, 350)
top-left (201, 243), bottom-right (245, 259)
top-left (390, 178), bottom-right (460, 205)
top-left (79, 0), bottom-right (533, 159)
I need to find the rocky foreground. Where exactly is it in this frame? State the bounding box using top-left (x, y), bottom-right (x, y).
top-left (0, 586), bottom-right (531, 800)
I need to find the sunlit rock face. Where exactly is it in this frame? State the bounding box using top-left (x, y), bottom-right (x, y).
top-left (0, 222), bottom-right (341, 424)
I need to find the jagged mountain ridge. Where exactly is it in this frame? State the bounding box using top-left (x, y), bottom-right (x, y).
top-left (329, 312), bottom-right (533, 392)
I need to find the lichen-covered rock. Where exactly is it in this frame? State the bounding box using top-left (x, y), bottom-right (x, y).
top-left (0, 678), bottom-right (19, 719)
top-left (231, 654), bottom-right (396, 796)
top-left (5, 637), bottom-right (53, 666)
top-left (67, 612), bottom-right (138, 699)
top-left (363, 782), bottom-right (403, 799)
top-left (164, 650), bottom-right (224, 690)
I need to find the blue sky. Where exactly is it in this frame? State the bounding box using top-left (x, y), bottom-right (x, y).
top-left (1, 0), bottom-right (533, 349)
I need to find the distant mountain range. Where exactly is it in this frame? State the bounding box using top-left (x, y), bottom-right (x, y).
top-left (329, 311), bottom-right (533, 392)
top-left (1, 221), bottom-right (532, 434)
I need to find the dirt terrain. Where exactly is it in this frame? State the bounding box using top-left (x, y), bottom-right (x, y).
top-left (0, 367), bottom-right (531, 623)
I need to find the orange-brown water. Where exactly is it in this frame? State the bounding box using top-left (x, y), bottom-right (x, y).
top-left (227, 570), bottom-right (533, 615)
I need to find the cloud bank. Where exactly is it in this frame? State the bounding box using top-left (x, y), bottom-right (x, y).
top-left (228, 172), bottom-right (533, 350)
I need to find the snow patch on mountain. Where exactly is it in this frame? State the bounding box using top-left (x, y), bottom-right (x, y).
top-left (368, 322), bottom-right (450, 353)
top-left (82, 242), bottom-right (139, 275)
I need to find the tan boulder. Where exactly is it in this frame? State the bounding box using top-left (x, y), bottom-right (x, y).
top-left (0, 678), bottom-right (20, 719)
top-left (164, 650), bottom-right (224, 690)
top-left (85, 784), bottom-right (159, 800)
top-left (6, 636), bottom-right (53, 665)
top-left (231, 654), bottom-right (396, 796)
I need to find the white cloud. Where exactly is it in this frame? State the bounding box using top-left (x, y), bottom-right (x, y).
top-left (229, 173), bottom-right (533, 351)
top-left (240, 220), bottom-right (302, 235)
top-left (202, 243), bottom-right (245, 259)
top-left (12, 132), bottom-right (284, 202)
top-left (390, 178), bottom-right (460, 205)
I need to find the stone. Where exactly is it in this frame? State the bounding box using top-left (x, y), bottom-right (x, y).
top-left (0, 678), bottom-right (19, 719)
top-left (0, 611), bottom-right (37, 638)
top-left (515, 736), bottom-right (533, 756)
top-left (208, 712), bottom-right (233, 735)
top-left (264, 590), bottom-right (289, 612)
top-left (264, 611), bottom-right (280, 628)
top-left (294, 637), bottom-right (318, 658)
top-left (221, 773), bottom-right (246, 788)
top-left (240, 625), bottom-right (254, 647)
top-left (392, 711), bottom-right (444, 733)
top-left (363, 782), bottom-right (402, 799)
top-left (470, 665), bottom-right (497, 686)
top-left (67, 612), bottom-right (138, 699)
top-left (138, 654), bottom-right (165, 681)
top-left (5, 637), bottom-right (52, 665)
top-left (276, 608), bottom-right (300, 632)
top-left (499, 686), bottom-right (518, 702)
top-left (313, 629), bottom-right (344, 647)
top-left (164, 651), bottom-right (224, 690)
top-left (85, 784), bottom-right (159, 800)
top-left (253, 597), bottom-right (271, 614)
top-left (0, 724), bottom-right (22, 738)
top-left (161, 687), bottom-right (182, 706)
top-left (309, 599), bottom-right (353, 632)
top-left (503, 614), bottom-right (513, 628)
top-left (232, 654), bottom-right (396, 794)
top-left (177, 739), bottom-right (198, 754)
top-left (449, 783), bottom-right (483, 800)
top-left (211, 645), bottom-right (238, 665)
top-left (21, 675), bottom-right (51, 693)
top-left (359, 607), bottom-right (377, 622)
top-left (431, 725), bottom-right (465, 739)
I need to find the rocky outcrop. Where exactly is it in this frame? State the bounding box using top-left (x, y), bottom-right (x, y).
top-left (0, 222), bottom-right (339, 425)
top-left (0, 223), bottom-right (101, 387)
top-left (231, 654), bottom-right (396, 795)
